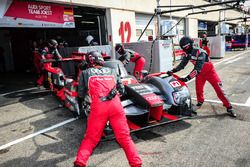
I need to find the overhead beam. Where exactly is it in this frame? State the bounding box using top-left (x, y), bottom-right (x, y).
top-left (187, 7), bottom-right (235, 16)
top-left (222, 16), bottom-right (250, 22)
top-left (160, 0), bottom-right (241, 15)
top-left (157, 5), bottom-right (194, 8)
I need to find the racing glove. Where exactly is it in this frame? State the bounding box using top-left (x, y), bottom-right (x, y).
top-left (116, 78), bottom-right (125, 96)
top-left (119, 56), bottom-right (129, 65)
top-left (122, 59), bottom-right (129, 65)
top-left (79, 61), bottom-right (88, 70)
top-left (179, 77), bottom-right (189, 82)
top-left (40, 58), bottom-right (47, 63)
top-left (167, 68), bottom-right (178, 75)
top-left (84, 94), bottom-right (92, 104)
top-left (167, 71), bottom-right (173, 75)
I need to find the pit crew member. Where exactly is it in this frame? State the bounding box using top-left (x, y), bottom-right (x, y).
top-left (167, 36), bottom-right (236, 117)
top-left (115, 44), bottom-right (145, 81)
top-left (74, 51), bottom-right (142, 167)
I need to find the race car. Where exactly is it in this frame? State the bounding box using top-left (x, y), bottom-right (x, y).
top-left (39, 53), bottom-right (84, 104)
top-left (41, 53), bottom-right (194, 136)
top-left (103, 60), bottom-right (193, 133)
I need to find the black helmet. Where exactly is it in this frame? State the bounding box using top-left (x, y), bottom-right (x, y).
top-left (48, 39), bottom-right (58, 47)
top-left (86, 51), bottom-right (104, 67)
top-left (179, 36), bottom-right (193, 53)
top-left (115, 44), bottom-right (125, 54)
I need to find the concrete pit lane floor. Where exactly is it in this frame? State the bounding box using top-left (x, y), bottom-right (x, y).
top-left (0, 50), bottom-right (250, 167)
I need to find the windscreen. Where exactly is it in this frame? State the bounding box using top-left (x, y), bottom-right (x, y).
top-left (103, 60), bottom-right (128, 78)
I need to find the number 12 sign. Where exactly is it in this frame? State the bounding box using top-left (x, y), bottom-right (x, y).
top-left (119, 21), bottom-right (131, 43)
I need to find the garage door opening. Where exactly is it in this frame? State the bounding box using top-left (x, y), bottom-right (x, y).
top-left (0, 4), bottom-right (107, 93)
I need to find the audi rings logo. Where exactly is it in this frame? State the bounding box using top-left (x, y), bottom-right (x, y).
top-left (90, 68), bottom-right (111, 74)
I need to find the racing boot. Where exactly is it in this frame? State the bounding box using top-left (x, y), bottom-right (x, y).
top-left (227, 106), bottom-right (236, 117)
top-left (73, 162), bottom-right (85, 167)
top-left (103, 121), bottom-right (113, 136)
top-left (192, 102), bottom-right (203, 111)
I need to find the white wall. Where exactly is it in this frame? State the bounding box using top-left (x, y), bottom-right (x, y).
top-left (186, 18), bottom-right (198, 38)
top-left (106, 8), bottom-right (136, 55)
top-left (135, 13), bottom-right (157, 41)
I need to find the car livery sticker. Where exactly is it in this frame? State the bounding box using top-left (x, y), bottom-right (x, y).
top-left (169, 81), bottom-right (181, 88)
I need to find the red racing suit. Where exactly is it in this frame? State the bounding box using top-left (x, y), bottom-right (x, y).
top-left (200, 37), bottom-right (210, 57)
top-left (173, 47), bottom-right (231, 108)
top-left (118, 49), bottom-right (145, 81)
top-left (36, 47), bottom-right (62, 86)
top-left (75, 66), bottom-right (142, 167)
top-left (33, 49), bottom-right (42, 75)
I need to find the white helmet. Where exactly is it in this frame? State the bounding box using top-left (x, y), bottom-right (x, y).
top-left (86, 35), bottom-right (94, 44)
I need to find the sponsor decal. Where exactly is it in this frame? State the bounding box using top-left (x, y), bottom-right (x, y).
top-left (189, 70), bottom-right (197, 79)
top-left (169, 81), bottom-right (181, 88)
top-left (162, 41), bottom-right (171, 48)
top-left (145, 95), bottom-right (159, 101)
top-left (130, 84), bottom-right (153, 95)
top-left (143, 93), bottom-right (163, 105)
top-left (121, 78), bottom-right (138, 85)
top-left (0, 0), bottom-right (74, 28)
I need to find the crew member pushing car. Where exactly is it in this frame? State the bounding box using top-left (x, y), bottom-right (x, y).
top-left (115, 44), bottom-right (145, 81)
top-left (74, 51), bottom-right (142, 167)
top-left (167, 36), bottom-right (236, 117)
top-left (35, 39), bottom-right (62, 87)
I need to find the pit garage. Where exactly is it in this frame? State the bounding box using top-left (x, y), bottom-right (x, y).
top-left (0, 0), bottom-right (107, 92)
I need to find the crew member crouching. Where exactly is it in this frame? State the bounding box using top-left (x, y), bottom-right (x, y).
top-left (74, 51), bottom-right (142, 167)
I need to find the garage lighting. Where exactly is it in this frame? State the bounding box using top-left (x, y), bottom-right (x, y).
top-left (81, 21), bottom-right (95, 24)
top-left (74, 15), bottom-right (83, 18)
